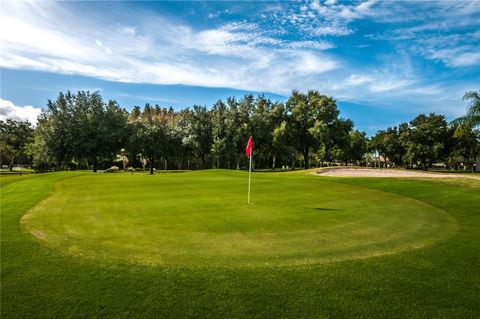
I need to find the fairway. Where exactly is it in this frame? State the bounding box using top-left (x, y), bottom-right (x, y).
top-left (22, 171), bottom-right (456, 266)
top-left (2, 170), bottom-right (480, 318)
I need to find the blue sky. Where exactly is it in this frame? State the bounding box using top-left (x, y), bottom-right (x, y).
top-left (1, 0), bottom-right (479, 135)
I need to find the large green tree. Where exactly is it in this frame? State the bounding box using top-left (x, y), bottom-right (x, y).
top-left (370, 125), bottom-right (407, 167)
top-left (402, 113), bottom-right (449, 170)
top-left (346, 129), bottom-right (368, 165)
top-left (287, 90), bottom-right (340, 168)
top-left (37, 91), bottom-right (128, 171)
top-left (224, 97), bottom-right (248, 170)
top-left (38, 92), bottom-right (75, 168)
top-left (0, 119), bottom-right (34, 171)
top-left (190, 105), bottom-right (213, 169)
top-left (329, 118), bottom-right (354, 166)
top-left (22, 90), bottom-right (442, 172)
top-left (25, 126), bottom-right (54, 172)
top-left (250, 96), bottom-right (275, 169)
top-left (211, 100), bottom-right (228, 168)
top-left (270, 102), bottom-right (289, 169)
top-left (129, 105), bottom-right (171, 174)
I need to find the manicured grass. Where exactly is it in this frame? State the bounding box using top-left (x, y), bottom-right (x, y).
top-left (22, 171), bottom-right (456, 266)
top-left (1, 170), bottom-right (479, 318)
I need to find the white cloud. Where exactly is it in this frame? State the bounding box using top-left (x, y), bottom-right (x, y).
top-left (370, 79), bottom-right (414, 93)
top-left (365, 2), bottom-right (480, 68)
top-left (0, 1), bottom-right (338, 94)
top-left (119, 26), bottom-right (136, 35)
top-left (286, 40), bottom-right (334, 50)
top-left (451, 52), bottom-right (480, 67)
top-left (430, 47), bottom-right (480, 67)
top-left (316, 49), bottom-right (471, 118)
top-left (346, 74), bottom-right (374, 86)
top-left (314, 25), bottom-right (352, 36)
top-left (294, 51), bottom-right (337, 74)
top-left (0, 98), bottom-right (42, 125)
top-left (307, 0), bottom-right (379, 26)
top-left (0, 0), bottom-right (477, 120)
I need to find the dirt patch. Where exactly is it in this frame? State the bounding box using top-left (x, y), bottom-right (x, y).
top-left (316, 168), bottom-right (480, 179)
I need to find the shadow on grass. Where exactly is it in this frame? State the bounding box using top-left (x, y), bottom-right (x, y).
top-left (313, 207), bottom-right (343, 211)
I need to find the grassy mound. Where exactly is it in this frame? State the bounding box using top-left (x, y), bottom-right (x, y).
top-left (22, 170), bottom-right (456, 266)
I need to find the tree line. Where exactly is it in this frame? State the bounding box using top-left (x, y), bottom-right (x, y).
top-left (1, 89), bottom-right (479, 173)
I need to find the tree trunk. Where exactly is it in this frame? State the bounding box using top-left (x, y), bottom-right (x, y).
top-left (164, 158), bottom-right (167, 174)
top-left (272, 155), bottom-right (276, 170)
top-left (303, 150), bottom-right (309, 169)
top-left (93, 157), bottom-right (97, 173)
top-left (472, 149), bottom-right (476, 173)
top-left (9, 156), bottom-right (14, 172)
top-left (150, 158), bottom-right (155, 175)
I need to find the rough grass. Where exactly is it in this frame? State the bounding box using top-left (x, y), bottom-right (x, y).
top-left (1, 170), bottom-right (479, 318)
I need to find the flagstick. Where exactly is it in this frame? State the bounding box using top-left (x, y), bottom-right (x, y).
top-left (248, 149), bottom-right (252, 204)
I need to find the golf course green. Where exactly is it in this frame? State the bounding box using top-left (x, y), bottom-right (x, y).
top-left (21, 171), bottom-right (456, 266)
top-left (1, 170), bottom-right (479, 318)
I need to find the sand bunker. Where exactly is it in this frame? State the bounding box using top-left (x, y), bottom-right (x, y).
top-left (316, 168), bottom-right (479, 179)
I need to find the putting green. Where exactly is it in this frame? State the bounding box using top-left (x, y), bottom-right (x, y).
top-left (22, 171), bottom-right (457, 266)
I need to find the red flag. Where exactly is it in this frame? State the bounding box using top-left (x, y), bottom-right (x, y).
top-left (245, 136), bottom-right (253, 157)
